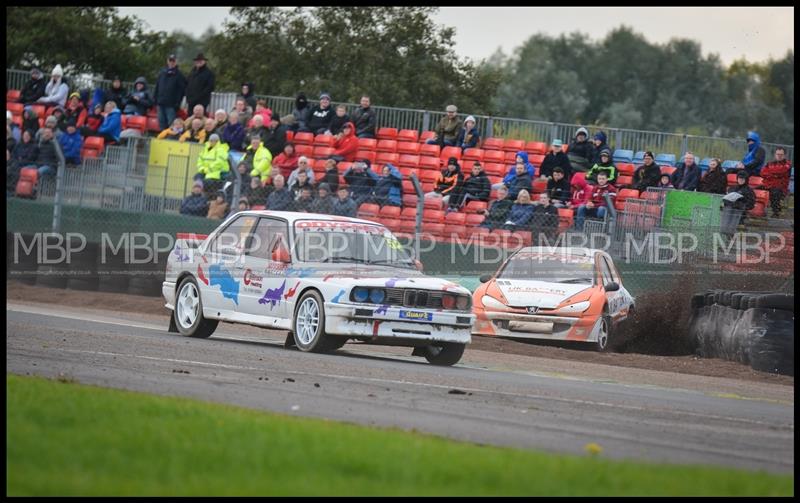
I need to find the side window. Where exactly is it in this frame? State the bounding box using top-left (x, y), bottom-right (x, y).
top-left (247, 218), bottom-right (290, 260)
top-left (599, 257), bottom-right (613, 287)
top-left (207, 215), bottom-right (258, 255)
top-left (603, 256), bottom-right (620, 284)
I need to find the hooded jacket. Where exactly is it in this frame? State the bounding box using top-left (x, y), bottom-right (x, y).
top-left (760, 158), bottom-right (792, 193)
top-left (154, 65), bottom-right (187, 108)
top-left (502, 151), bottom-right (536, 185)
top-left (332, 121), bottom-right (359, 161)
top-left (185, 63), bottom-right (215, 109)
top-left (97, 108), bottom-right (122, 141)
top-left (742, 131), bottom-right (766, 175)
top-left (262, 122), bottom-right (287, 157)
top-left (633, 161), bottom-right (661, 192)
top-left (21, 73), bottom-right (46, 104)
top-left (180, 193), bottom-right (210, 217)
top-left (307, 103), bottom-right (333, 133)
top-left (244, 143), bottom-right (273, 182)
top-left (671, 161), bottom-right (700, 191)
top-left (569, 175), bottom-right (591, 208)
top-left (351, 104), bottom-right (376, 137)
top-left (39, 67), bottom-right (69, 107)
top-left (698, 167), bottom-right (727, 194)
top-left (456, 119), bottom-right (480, 151)
top-left (197, 141), bottom-right (231, 181)
top-left (590, 131), bottom-right (611, 164)
top-left (538, 150), bottom-right (572, 180)
top-left (373, 164), bottom-right (403, 206)
top-left (435, 161), bottom-right (463, 195)
top-left (567, 127), bottom-right (595, 172)
top-left (58, 128), bottom-right (83, 161)
top-left (122, 77), bottom-right (154, 116)
top-left (291, 93), bottom-right (311, 131)
top-left (586, 158), bottom-right (617, 184)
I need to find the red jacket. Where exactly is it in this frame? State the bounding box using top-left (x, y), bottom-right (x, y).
top-left (272, 151), bottom-right (299, 179)
top-left (760, 159), bottom-right (792, 193)
top-left (332, 122), bottom-right (359, 161)
top-left (588, 182), bottom-right (617, 207)
top-left (569, 176), bottom-right (591, 208)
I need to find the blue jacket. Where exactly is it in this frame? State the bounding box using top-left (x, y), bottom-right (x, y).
top-left (98, 109), bottom-right (121, 141)
top-left (502, 151), bottom-right (536, 185)
top-left (344, 165), bottom-right (380, 199)
top-left (742, 131), bottom-right (766, 175)
top-left (506, 203), bottom-right (536, 227)
top-left (373, 164), bottom-right (402, 206)
top-left (222, 122), bottom-right (246, 151)
top-left (58, 130), bottom-right (83, 161)
top-left (180, 193), bottom-right (209, 217)
top-left (671, 162), bottom-right (700, 191)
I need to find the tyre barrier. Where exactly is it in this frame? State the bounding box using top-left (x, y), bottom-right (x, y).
top-left (689, 289), bottom-right (794, 376)
top-left (7, 232), bottom-right (39, 285)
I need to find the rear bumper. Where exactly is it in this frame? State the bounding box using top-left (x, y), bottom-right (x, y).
top-left (473, 308), bottom-right (600, 341)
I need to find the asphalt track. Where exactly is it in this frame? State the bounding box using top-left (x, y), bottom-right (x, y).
top-left (6, 303), bottom-right (794, 474)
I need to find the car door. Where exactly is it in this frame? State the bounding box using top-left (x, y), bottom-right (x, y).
top-left (240, 217), bottom-right (292, 320)
top-left (200, 214), bottom-right (258, 313)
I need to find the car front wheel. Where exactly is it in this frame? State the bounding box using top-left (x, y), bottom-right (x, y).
top-left (594, 314), bottom-right (612, 352)
top-left (292, 290), bottom-right (342, 353)
top-left (174, 276), bottom-right (218, 338)
top-left (420, 342), bottom-right (465, 366)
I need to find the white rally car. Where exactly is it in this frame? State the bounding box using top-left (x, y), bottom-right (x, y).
top-left (163, 211), bottom-right (474, 365)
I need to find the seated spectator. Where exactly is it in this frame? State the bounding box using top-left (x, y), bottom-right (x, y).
top-left (7, 111), bottom-right (21, 144)
top-left (289, 170), bottom-right (314, 200)
top-left (92, 101), bottom-right (122, 143)
top-left (272, 143), bottom-right (299, 179)
top-left (657, 173), bottom-right (674, 189)
top-left (566, 127), bottom-right (595, 173)
top-left (262, 114), bottom-right (287, 157)
top-left (58, 120), bottom-right (83, 166)
top-left (449, 161), bottom-right (490, 210)
top-left (586, 149), bottom-right (616, 184)
top-left (230, 97), bottom-right (252, 127)
top-left (530, 192), bottom-right (559, 242)
top-left (723, 170), bottom-right (756, 226)
top-left (575, 171), bottom-right (616, 230)
top-left (311, 182), bottom-right (335, 214)
top-left (247, 99), bottom-right (272, 128)
top-left (455, 115), bottom-right (480, 152)
top-left (220, 111), bottom-right (245, 151)
top-left (295, 186), bottom-right (315, 212)
top-left (63, 92), bottom-right (86, 128)
top-left (590, 131), bottom-right (611, 164)
top-left (306, 93), bottom-right (334, 135)
top-left (327, 104), bottom-right (348, 136)
top-left (547, 167), bottom-right (571, 207)
top-left (332, 185), bottom-right (357, 217)
top-left (122, 77), bottom-right (153, 116)
top-left (244, 137), bottom-right (273, 184)
top-left (245, 176), bottom-right (269, 207)
top-left (537, 139), bottom-right (572, 181)
top-left (567, 173), bottom-right (591, 210)
top-left (698, 158), bottom-right (727, 195)
top-left (671, 152), bottom-right (700, 191)
top-left (207, 190), bottom-right (229, 220)
top-left (351, 95), bottom-right (376, 139)
top-left (194, 134), bottom-right (230, 194)
top-left (245, 114), bottom-right (267, 144)
top-left (266, 174), bottom-right (293, 211)
top-left (180, 180), bottom-right (210, 216)
top-left (22, 106), bottom-right (40, 136)
top-left (425, 157), bottom-right (463, 208)
top-left (80, 103), bottom-right (104, 137)
top-left (478, 185), bottom-right (513, 230)
top-left (183, 104), bottom-right (206, 130)
top-left (505, 160), bottom-right (533, 201)
top-left (286, 156), bottom-right (315, 188)
top-left (501, 190), bottom-right (536, 231)
top-left (212, 109), bottom-right (228, 136)
top-left (104, 76), bottom-right (126, 111)
top-left (36, 116), bottom-right (61, 142)
top-left (373, 164), bottom-right (403, 207)
top-left (7, 124), bottom-right (17, 154)
top-left (240, 82), bottom-right (257, 110)
top-left (179, 118), bottom-right (206, 143)
top-left (331, 122), bottom-right (358, 162)
top-left (228, 157), bottom-right (251, 194)
top-left (36, 65), bottom-right (69, 108)
top-left (157, 117), bottom-right (185, 140)
top-left (633, 151), bottom-right (660, 192)
top-left (426, 105), bottom-right (460, 147)
top-left (497, 151), bottom-right (535, 190)
top-left (32, 127), bottom-right (59, 178)
top-left (738, 131), bottom-right (766, 176)
top-left (319, 157), bottom-right (340, 193)
top-left (759, 146), bottom-right (792, 218)
top-left (343, 159), bottom-right (379, 207)
top-left (21, 68), bottom-right (46, 105)
top-left (290, 92), bottom-right (310, 133)
top-left (202, 117), bottom-right (217, 140)
top-left (51, 107), bottom-right (68, 132)
top-left (234, 197), bottom-right (251, 214)
top-left (7, 129), bottom-right (39, 193)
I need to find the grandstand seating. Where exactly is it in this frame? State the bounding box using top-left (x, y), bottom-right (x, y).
top-left (633, 151), bottom-right (645, 163)
top-left (462, 148), bottom-right (483, 163)
top-left (616, 175), bottom-right (633, 187)
top-left (125, 115), bottom-right (147, 135)
top-left (357, 138), bottom-right (377, 151)
top-left (398, 154), bottom-right (420, 168)
top-left (7, 89), bottom-right (21, 102)
top-left (482, 137), bottom-right (504, 151)
top-left (748, 176), bottom-right (763, 188)
top-left (613, 149), bottom-right (634, 163)
top-left (357, 203), bottom-right (380, 219)
top-left (397, 129), bottom-right (419, 143)
top-left (313, 134), bottom-right (334, 147)
top-left (503, 139), bottom-right (525, 153)
top-left (721, 160), bottom-right (739, 171)
top-left (660, 166), bottom-right (676, 177)
top-left (15, 168), bottom-right (39, 198)
top-left (83, 136), bottom-right (105, 155)
top-left (376, 151), bottom-right (399, 165)
top-left (293, 132), bottom-right (314, 145)
top-left (655, 153), bottom-right (676, 166)
top-left (726, 173), bottom-right (739, 186)
top-left (483, 162), bottom-right (504, 177)
top-left (376, 139), bottom-right (397, 153)
top-left (312, 146), bottom-right (334, 160)
top-left (616, 162), bottom-right (635, 177)
top-left (418, 156), bottom-right (441, 172)
top-left (526, 141), bottom-right (548, 155)
top-left (397, 141), bottom-right (420, 155)
top-left (354, 150), bottom-right (375, 163)
top-left (464, 200), bottom-right (488, 214)
top-left (440, 146), bottom-right (461, 162)
top-left (483, 150), bottom-right (505, 164)
top-left (419, 131), bottom-right (436, 143)
top-left (419, 143), bottom-right (440, 158)
top-left (376, 127), bottom-right (398, 140)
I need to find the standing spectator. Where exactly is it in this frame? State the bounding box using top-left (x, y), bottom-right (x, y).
top-left (266, 175), bottom-right (293, 211)
top-left (566, 127), bottom-right (595, 173)
top-left (158, 117), bottom-right (185, 140)
top-left (547, 167), bottom-right (571, 207)
top-left (93, 101), bottom-right (121, 143)
top-left (154, 54), bottom-right (187, 130)
top-left (20, 68), bottom-right (46, 105)
top-left (180, 118), bottom-right (206, 144)
top-left (590, 131), bottom-right (612, 164)
top-left (80, 103), bottom-right (104, 137)
top-left (230, 97), bottom-right (252, 128)
top-left (759, 147), bottom-right (792, 218)
top-left (723, 170), bottom-right (756, 226)
top-left (501, 190), bottom-right (536, 231)
top-left (104, 76), bottom-right (126, 111)
top-left (657, 173), bottom-right (674, 189)
top-left (58, 120), bottom-right (82, 166)
top-left (426, 105), bottom-right (460, 147)
top-left (449, 161), bottom-right (491, 210)
top-left (332, 185), bottom-right (357, 217)
top-left (585, 149), bottom-right (616, 184)
top-left (33, 127), bottom-right (59, 178)
top-left (221, 111), bottom-right (245, 151)
top-left (207, 190), bottom-right (229, 220)
top-left (183, 104), bottom-right (206, 130)
top-left (575, 171), bottom-right (616, 230)
top-left (738, 131), bottom-right (767, 176)
top-left (185, 53), bottom-right (215, 112)
top-left (286, 156), bottom-right (315, 188)
top-left (698, 158), bottom-right (727, 195)
top-left (505, 160), bottom-right (533, 201)
top-left (246, 177), bottom-right (270, 207)
top-left (567, 173), bottom-right (592, 210)
top-left (307, 93), bottom-right (334, 135)
top-left (245, 114), bottom-right (267, 144)
top-left (122, 77), bottom-right (153, 116)
top-left (289, 171), bottom-right (314, 200)
top-left (240, 82), bottom-right (257, 110)
top-left (311, 183), bottom-right (335, 214)
top-left (262, 114), bottom-right (287, 157)
top-left (498, 151), bottom-right (536, 190)
top-left (425, 157), bottom-right (463, 208)
top-left (319, 157), bottom-right (340, 193)
top-left (478, 185), bottom-right (513, 230)
top-left (63, 92), bottom-right (87, 128)
top-left (343, 159), bottom-right (379, 207)
top-left (327, 104), bottom-right (349, 136)
top-left (212, 109), bottom-right (228, 136)
top-left (671, 152), bottom-right (701, 191)
top-left (21, 107), bottom-right (40, 136)
top-left (633, 151), bottom-right (660, 192)
top-left (373, 164), bottom-right (403, 207)
top-left (455, 115), bottom-right (480, 152)
top-left (37, 64), bottom-right (69, 108)
top-left (180, 180), bottom-right (210, 217)
top-left (245, 137), bottom-right (273, 184)
top-left (350, 95), bottom-right (376, 138)
top-left (290, 92), bottom-right (311, 132)
top-left (272, 143), bottom-right (299, 179)
top-left (247, 99), bottom-right (272, 127)
top-left (194, 134), bottom-right (230, 193)
top-left (331, 122), bottom-right (359, 162)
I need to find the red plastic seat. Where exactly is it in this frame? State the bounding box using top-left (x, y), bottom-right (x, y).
top-left (526, 141), bottom-right (548, 155)
top-left (402, 180), bottom-right (416, 194)
top-left (119, 114), bottom-right (129, 130)
top-left (419, 143), bottom-right (441, 158)
top-left (402, 195), bottom-right (418, 208)
top-left (83, 136), bottom-right (105, 154)
top-left (312, 146), bottom-right (335, 160)
top-left (400, 207), bottom-right (418, 220)
top-left (726, 173), bottom-right (739, 186)
top-left (529, 154), bottom-right (545, 167)
top-left (445, 212), bottom-right (466, 225)
top-left (532, 179), bottom-right (547, 193)
top-left (419, 131), bottom-right (436, 143)
top-left (748, 202), bottom-right (766, 218)
top-left (466, 213), bottom-right (485, 227)
top-left (15, 167), bottom-right (39, 198)
top-left (483, 150), bottom-right (505, 164)
top-left (313, 134), bottom-right (335, 147)
top-left (748, 176), bottom-right (764, 188)
top-left (418, 156), bottom-right (441, 172)
top-left (422, 222), bottom-right (445, 236)
top-left (616, 175), bottom-right (633, 187)
top-left (357, 137), bottom-right (377, 151)
top-left (398, 154), bottom-right (420, 168)
top-left (147, 117), bottom-right (161, 133)
top-left (295, 144), bottom-right (313, 157)
top-left (146, 107), bottom-right (158, 118)
top-left (81, 148), bottom-right (99, 159)
top-left (440, 146), bottom-right (462, 163)
top-left (354, 150), bottom-right (376, 164)
top-left (399, 167), bottom-right (418, 179)
top-left (285, 130), bottom-right (294, 143)
top-left (30, 104), bottom-right (46, 118)
top-left (312, 159), bottom-right (328, 173)
top-left (561, 143), bottom-right (569, 153)
top-left (464, 200), bottom-right (488, 214)
top-left (399, 219), bottom-right (417, 235)
top-left (397, 129), bottom-right (419, 143)
top-left (376, 152), bottom-right (399, 165)
top-left (251, 205), bottom-right (266, 211)
top-left (357, 203), bottom-right (381, 219)
top-left (7, 102), bottom-right (24, 115)
top-left (7, 89), bottom-right (21, 102)
top-left (660, 166), bottom-right (676, 176)
top-left (423, 197), bottom-right (442, 210)
top-left (380, 205), bottom-right (402, 218)
top-left (376, 139), bottom-right (397, 153)
top-left (419, 170), bottom-right (440, 184)
top-left (483, 162), bottom-right (505, 177)
top-left (754, 189), bottom-right (769, 205)
top-left (125, 115), bottom-right (147, 134)
top-left (502, 139), bottom-right (525, 152)
top-left (293, 132), bottom-right (314, 145)
top-left (482, 137), bottom-right (504, 151)
top-left (504, 151), bottom-right (519, 163)
top-left (462, 148), bottom-right (484, 163)
top-left (616, 162), bottom-right (635, 176)
top-left (377, 127), bottom-right (398, 140)
top-left (396, 141), bottom-right (420, 155)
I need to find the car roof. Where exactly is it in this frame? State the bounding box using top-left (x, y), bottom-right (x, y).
top-left (239, 210), bottom-right (384, 227)
top-left (517, 246), bottom-right (604, 257)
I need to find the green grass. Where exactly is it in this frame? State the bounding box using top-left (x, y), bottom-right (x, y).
top-left (6, 374), bottom-right (793, 496)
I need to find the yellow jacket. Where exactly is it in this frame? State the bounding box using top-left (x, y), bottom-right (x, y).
top-left (180, 128), bottom-right (207, 144)
top-left (247, 143), bottom-right (274, 182)
top-left (196, 141), bottom-right (230, 180)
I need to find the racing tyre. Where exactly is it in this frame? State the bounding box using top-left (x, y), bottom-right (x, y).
top-left (174, 276), bottom-right (218, 338)
top-left (421, 342), bottom-right (466, 366)
top-left (754, 293), bottom-right (794, 312)
top-left (594, 314), bottom-right (613, 352)
top-left (691, 293), bottom-right (706, 309)
top-left (293, 290), bottom-right (340, 353)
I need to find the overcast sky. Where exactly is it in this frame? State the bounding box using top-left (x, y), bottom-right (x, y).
top-left (117, 6), bottom-right (794, 65)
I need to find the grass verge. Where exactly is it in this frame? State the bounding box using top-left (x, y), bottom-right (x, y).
top-left (6, 374), bottom-right (793, 496)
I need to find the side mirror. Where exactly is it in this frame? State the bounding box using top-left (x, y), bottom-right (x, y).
top-left (271, 245), bottom-right (291, 263)
top-left (414, 259), bottom-right (423, 272)
top-left (604, 282), bottom-right (619, 292)
top-left (479, 274), bottom-right (492, 284)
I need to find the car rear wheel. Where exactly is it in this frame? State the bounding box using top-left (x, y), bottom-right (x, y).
top-left (594, 314), bottom-right (612, 352)
top-left (292, 290), bottom-right (342, 353)
top-left (174, 276), bottom-right (218, 338)
top-left (420, 342), bottom-right (465, 366)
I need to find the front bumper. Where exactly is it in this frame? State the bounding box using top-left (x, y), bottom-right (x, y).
top-left (473, 308), bottom-right (600, 341)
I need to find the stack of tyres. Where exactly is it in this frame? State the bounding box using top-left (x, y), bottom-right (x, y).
top-left (7, 232), bottom-right (38, 285)
top-left (36, 234), bottom-right (68, 289)
top-left (96, 243), bottom-right (130, 293)
top-left (127, 249), bottom-right (167, 297)
top-left (66, 239), bottom-right (99, 291)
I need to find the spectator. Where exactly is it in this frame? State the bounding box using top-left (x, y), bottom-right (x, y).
top-left (262, 114), bottom-right (287, 157)
top-left (306, 92), bottom-right (334, 135)
top-left (51, 107), bottom-right (68, 133)
top-left (230, 97), bottom-right (253, 128)
top-left (212, 109), bottom-right (228, 136)
top-left (37, 64), bottom-right (69, 108)
top-left (633, 151), bottom-right (660, 192)
top-left (185, 53), bottom-right (215, 112)
top-left (539, 140), bottom-right (573, 181)
top-left (220, 111), bottom-right (245, 151)
top-left (478, 185), bottom-right (513, 230)
top-left (93, 101), bottom-right (121, 143)
top-left (671, 152), bottom-right (701, 191)
top-left (590, 131), bottom-right (612, 164)
top-left (455, 115), bottom-right (480, 152)
top-left (244, 137), bottom-right (273, 184)
top-left (246, 177), bottom-right (269, 207)
top-left (319, 157), bottom-right (340, 193)
top-left (331, 121), bottom-right (358, 162)
top-left (657, 173), bottom-right (674, 189)
top-left (7, 111), bottom-right (21, 144)
top-left (738, 131), bottom-right (767, 176)
top-left (566, 127), bottom-right (595, 173)
top-left (426, 105), bottom-right (460, 147)
top-left (179, 118), bottom-right (206, 144)
top-left (228, 155), bottom-right (251, 194)
top-left (498, 151), bottom-right (536, 190)
top-left (8, 129), bottom-right (39, 192)
top-left (373, 164), bottom-right (403, 207)
top-left (575, 171), bottom-right (616, 230)
top-left (449, 161), bottom-right (491, 210)
top-left (350, 95), bottom-right (376, 139)
top-left (154, 54), bottom-right (187, 130)
top-left (529, 192), bottom-right (559, 242)
top-left (183, 104), bottom-right (206, 130)
top-left (586, 149), bottom-right (616, 184)
top-left (266, 174), bottom-right (293, 211)
top-left (426, 157), bottom-right (463, 208)
top-left (157, 117), bottom-right (185, 141)
top-left (20, 68), bottom-right (46, 105)
top-left (311, 183), bottom-right (335, 214)
top-left (245, 114), bottom-right (267, 144)
top-left (698, 158), bottom-right (727, 195)
top-left (290, 92), bottom-right (311, 132)
top-left (180, 180), bottom-right (210, 216)
top-left (234, 197), bottom-right (251, 214)
top-left (547, 167), bottom-right (571, 207)
top-left (332, 185), bottom-right (357, 217)
top-left (240, 82), bottom-right (257, 110)
top-left (202, 118), bottom-right (217, 140)
top-left (104, 76), bottom-right (126, 111)
top-left (289, 170), bottom-right (314, 200)
top-left (327, 104), bottom-right (349, 136)
top-left (295, 186), bottom-right (315, 212)
top-left (759, 147), bottom-right (792, 218)
top-left (723, 170), bottom-right (756, 226)
top-left (505, 160), bottom-right (533, 201)
top-left (501, 190), bottom-right (536, 231)
top-left (343, 159), bottom-right (379, 207)
top-left (272, 143), bottom-right (299, 179)
top-left (286, 156), bottom-right (315, 188)
top-left (80, 103), bottom-right (104, 137)
top-left (122, 77), bottom-right (153, 116)
top-left (247, 99), bottom-right (272, 127)
top-left (207, 190), bottom-right (229, 220)
top-left (37, 116), bottom-right (62, 142)
top-left (33, 127), bottom-right (59, 178)
top-left (567, 173), bottom-right (591, 210)
top-left (63, 92), bottom-right (86, 128)
top-left (21, 107), bottom-right (39, 136)
top-left (58, 120), bottom-right (82, 166)
top-left (194, 134), bottom-right (230, 195)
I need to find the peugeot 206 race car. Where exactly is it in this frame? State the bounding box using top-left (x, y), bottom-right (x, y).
top-left (163, 211), bottom-right (474, 365)
top-left (472, 247), bottom-right (634, 351)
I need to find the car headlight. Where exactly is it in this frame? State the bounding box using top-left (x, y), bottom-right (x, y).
top-left (481, 295), bottom-right (507, 310)
top-left (553, 301), bottom-right (591, 314)
top-left (455, 295), bottom-right (470, 310)
top-left (352, 287), bottom-right (369, 303)
top-left (369, 288), bottom-right (385, 304)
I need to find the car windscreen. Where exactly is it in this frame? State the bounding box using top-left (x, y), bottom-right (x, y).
top-left (498, 252), bottom-right (595, 284)
top-left (293, 221), bottom-right (415, 269)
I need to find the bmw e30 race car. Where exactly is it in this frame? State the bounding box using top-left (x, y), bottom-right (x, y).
top-left (163, 211), bottom-right (474, 365)
top-left (471, 247), bottom-right (634, 351)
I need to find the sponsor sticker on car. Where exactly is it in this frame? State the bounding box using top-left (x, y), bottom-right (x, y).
top-left (399, 310), bottom-right (433, 321)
